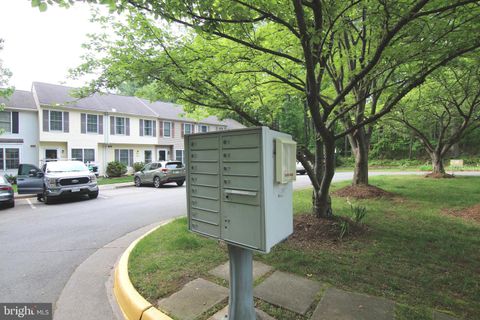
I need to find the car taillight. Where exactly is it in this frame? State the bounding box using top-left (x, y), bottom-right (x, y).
top-left (161, 168), bottom-right (168, 173)
top-left (0, 186), bottom-right (12, 191)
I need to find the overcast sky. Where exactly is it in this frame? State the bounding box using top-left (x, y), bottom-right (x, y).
top-left (0, 0), bottom-right (104, 91)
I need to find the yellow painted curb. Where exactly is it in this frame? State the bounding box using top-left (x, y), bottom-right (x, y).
top-left (114, 220), bottom-right (174, 320)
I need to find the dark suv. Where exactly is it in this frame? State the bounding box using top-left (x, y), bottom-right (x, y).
top-left (17, 160), bottom-right (99, 204)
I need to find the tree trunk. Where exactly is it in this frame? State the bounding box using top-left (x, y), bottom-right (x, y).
top-left (312, 135), bottom-right (335, 219)
top-left (431, 152), bottom-right (445, 174)
top-left (348, 128), bottom-right (370, 185)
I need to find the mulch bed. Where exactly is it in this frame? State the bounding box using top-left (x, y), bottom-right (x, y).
top-left (425, 172), bottom-right (454, 178)
top-left (443, 204), bottom-right (480, 224)
top-left (332, 184), bottom-right (395, 199)
top-left (286, 214), bottom-right (368, 251)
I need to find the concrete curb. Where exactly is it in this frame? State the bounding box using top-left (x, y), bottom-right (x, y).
top-left (114, 220), bottom-right (174, 320)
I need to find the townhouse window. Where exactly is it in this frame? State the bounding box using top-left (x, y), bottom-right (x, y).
top-left (182, 123), bottom-right (193, 137)
top-left (175, 150), bottom-right (184, 163)
top-left (81, 113), bottom-right (103, 134)
top-left (199, 124), bottom-right (208, 133)
top-left (72, 148), bottom-right (95, 163)
top-left (0, 148), bottom-right (20, 170)
top-left (87, 115), bottom-right (98, 133)
top-left (163, 121), bottom-right (171, 137)
top-left (115, 117), bottom-right (125, 135)
top-left (0, 112), bottom-right (11, 133)
top-left (144, 150), bottom-right (152, 164)
top-left (50, 111), bottom-right (63, 131)
top-left (115, 149), bottom-right (134, 167)
top-left (144, 120), bottom-right (153, 136)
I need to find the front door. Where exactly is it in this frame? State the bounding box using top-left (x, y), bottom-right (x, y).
top-left (17, 164), bottom-right (44, 194)
top-left (158, 149), bottom-right (168, 161)
top-left (45, 149), bottom-right (57, 160)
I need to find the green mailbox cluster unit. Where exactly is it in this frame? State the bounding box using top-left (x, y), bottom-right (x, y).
top-left (185, 127), bottom-right (296, 253)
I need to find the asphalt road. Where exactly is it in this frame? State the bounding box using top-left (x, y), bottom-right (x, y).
top-left (0, 171), bottom-right (478, 305)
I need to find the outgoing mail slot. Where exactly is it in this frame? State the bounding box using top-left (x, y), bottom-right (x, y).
top-left (191, 196), bottom-right (220, 212)
top-left (224, 189), bottom-right (259, 206)
top-left (190, 174), bottom-right (219, 188)
top-left (191, 220), bottom-right (220, 238)
top-left (190, 149), bottom-right (219, 161)
top-left (223, 162), bottom-right (260, 177)
top-left (190, 136), bottom-right (219, 150)
top-left (223, 176), bottom-right (260, 191)
top-left (222, 148), bottom-right (260, 162)
top-left (190, 162), bottom-right (219, 174)
top-left (222, 134), bottom-right (260, 149)
top-left (191, 208), bottom-right (220, 225)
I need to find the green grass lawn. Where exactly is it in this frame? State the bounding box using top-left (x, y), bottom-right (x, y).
top-left (96, 176), bottom-right (133, 185)
top-left (129, 176), bottom-right (480, 320)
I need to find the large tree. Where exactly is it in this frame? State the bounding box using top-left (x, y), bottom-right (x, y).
top-left (391, 60), bottom-right (480, 175)
top-left (38, 0), bottom-right (480, 218)
top-left (0, 39), bottom-right (13, 99)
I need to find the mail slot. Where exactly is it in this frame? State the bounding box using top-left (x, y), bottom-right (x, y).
top-left (224, 189), bottom-right (260, 206)
top-left (186, 127), bottom-right (295, 253)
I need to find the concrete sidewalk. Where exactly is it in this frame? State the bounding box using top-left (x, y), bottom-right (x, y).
top-left (157, 262), bottom-right (459, 320)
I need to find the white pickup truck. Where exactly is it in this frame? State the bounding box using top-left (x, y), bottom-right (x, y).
top-left (17, 160), bottom-right (99, 204)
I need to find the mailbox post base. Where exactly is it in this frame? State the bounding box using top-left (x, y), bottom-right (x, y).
top-left (227, 244), bottom-right (256, 320)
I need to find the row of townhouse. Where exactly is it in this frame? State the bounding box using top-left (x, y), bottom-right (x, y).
top-left (0, 82), bottom-right (244, 176)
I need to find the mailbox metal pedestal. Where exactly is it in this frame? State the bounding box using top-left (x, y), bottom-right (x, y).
top-left (228, 244), bottom-right (256, 320)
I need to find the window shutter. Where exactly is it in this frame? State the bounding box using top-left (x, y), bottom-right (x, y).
top-left (81, 113), bottom-right (86, 134)
top-left (114, 149), bottom-right (119, 162)
top-left (63, 112), bottom-right (69, 132)
top-left (98, 115), bottom-right (103, 134)
top-left (152, 120), bottom-right (156, 137)
top-left (12, 112), bottom-right (19, 134)
top-left (110, 116), bottom-right (115, 135)
top-left (181, 123), bottom-right (184, 137)
top-left (159, 121), bottom-right (163, 137)
top-left (128, 149), bottom-right (133, 166)
top-left (139, 119), bottom-right (144, 136)
top-left (191, 123), bottom-right (195, 133)
top-left (43, 110), bottom-right (49, 132)
top-left (172, 122), bottom-right (175, 138)
top-left (126, 118), bottom-right (130, 136)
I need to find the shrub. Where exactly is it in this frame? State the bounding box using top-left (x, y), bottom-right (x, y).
top-left (106, 161), bottom-right (127, 177)
top-left (133, 162), bottom-right (144, 172)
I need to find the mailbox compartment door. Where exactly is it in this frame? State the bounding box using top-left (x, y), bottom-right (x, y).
top-left (222, 202), bottom-right (261, 249)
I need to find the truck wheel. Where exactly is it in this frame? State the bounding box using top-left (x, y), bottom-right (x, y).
top-left (89, 191), bottom-right (99, 199)
top-left (43, 190), bottom-right (51, 204)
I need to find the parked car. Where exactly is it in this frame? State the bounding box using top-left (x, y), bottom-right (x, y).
top-left (0, 175), bottom-right (14, 208)
top-left (296, 161), bottom-right (306, 175)
top-left (134, 161), bottom-right (186, 188)
top-left (17, 160), bottom-right (99, 204)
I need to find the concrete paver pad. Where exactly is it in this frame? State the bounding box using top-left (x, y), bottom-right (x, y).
top-left (209, 306), bottom-right (275, 320)
top-left (253, 271), bottom-right (322, 315)
top-left (209, 260), bottom-right (273, 282)
top-left (433, 311), bottom-right (459, 320)
top-left (158, 278), bottom-right (228, 320)
top-left (312, 287), bottom-right (395, 320)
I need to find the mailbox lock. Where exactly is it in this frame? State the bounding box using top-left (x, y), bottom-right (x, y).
top-left (223, 166), bottom-right (230, 171)
top-left (192, 200), bottom-right (197, 205)
top-left (191, 165), bottom-right (196, 170)
top-left (191, 177), bottom-right (197, 182)
top-left (223, 153), bottom-right (230, 158)
top-left (224, 179), bottom-right (230, 184)
top-left (192, 188), bottom-right (197, 193)
top-left (223, 139), bottom-right (230, 145)
top-left (191, 154), bottom-right (196, 158)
